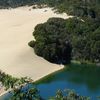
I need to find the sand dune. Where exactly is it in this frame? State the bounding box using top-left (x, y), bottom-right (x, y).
top-left (0, 6), bottom-right (71, 81)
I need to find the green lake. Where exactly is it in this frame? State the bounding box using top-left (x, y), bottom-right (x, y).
top-left (0, 63), bottom-right (100, 100)
top-left (35, 63), bottom-right (100, 99)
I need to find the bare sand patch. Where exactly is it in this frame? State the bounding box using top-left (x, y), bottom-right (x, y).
top-left (0, 7), bottom-right (72, 81)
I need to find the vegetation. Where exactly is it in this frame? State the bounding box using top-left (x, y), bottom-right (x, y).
top-left (0, 0), bottom-right (100, 99)
top-left (29, 17), bottom-right (100, 64)
top-left (29, 18), bottom-right (72, 64)
top-left (0, 70), bottom-right (33, 91)
top-left (10, 84), bottom-right (42, 100)
top-left (0, 70), bottom-right (19, 90)
top-left (0, 0), bottom-right (99, 64)
top-left (1, 65), bottom-right (100, 100)
top-left (49, 89), bottom-right (90, 100)
top-left (0, 0), bottom-right (36, 8)
top-left (0, 70), bottom-right (90, 100)
top-left (0, 0), bottom-right (100, 20)
top-left (42, 0), bottom-right (100, 20)
top-left (66, 18), bottom-right (100, 63)
top-left (10, 84), bottom-right (90, 100)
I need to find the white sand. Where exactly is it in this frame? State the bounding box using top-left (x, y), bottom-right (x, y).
top-left (0, 6), bottom-right (71, 81)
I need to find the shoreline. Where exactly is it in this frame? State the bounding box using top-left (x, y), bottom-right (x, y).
top-left (0, 6), bottom-right (71, 80)
top-left (71, 60), bottom-right (99, 67)
top-left (0, 89), bottom-right (10, 97)
top-left (0, 6), bottom-right (68, 97)
top-left (34, 64), bottom-right (64, 82)
top-left (0, 65), bottom-right (64, 97)
top-left (0, 62), bottom-right (98, 97)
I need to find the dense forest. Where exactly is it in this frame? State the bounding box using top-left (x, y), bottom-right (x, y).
top-left (29, 18), bottom-right (72, 64)
top-left (0, 0), bottom-right (35, 8)
top-left (29, 17), bottom-right (100, 64)
top-left (0, 0), bottom-right (100, 20)
top-left (42, 0), bottom-right (100, 20)
top-left (0, 0), bottom-right (100, 99)
top-left (0, 0), bottom-right (99, 63)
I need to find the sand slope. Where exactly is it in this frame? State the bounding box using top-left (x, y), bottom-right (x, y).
top-left (0, 7), bottom-right (71, 81)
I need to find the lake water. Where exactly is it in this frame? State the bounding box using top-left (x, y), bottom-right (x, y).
top-left (0, 63), bottom-right (100, 100)
top-left (35, 63), bottom-right (100, 100)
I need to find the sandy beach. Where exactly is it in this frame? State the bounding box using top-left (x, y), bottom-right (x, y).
top-left (0, 6), bottom-right (72, 82)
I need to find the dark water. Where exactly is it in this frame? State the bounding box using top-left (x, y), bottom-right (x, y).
top-left (0, 63), bottom-right (100, 100)
top-left (35, 63), bottom-right (100, 100)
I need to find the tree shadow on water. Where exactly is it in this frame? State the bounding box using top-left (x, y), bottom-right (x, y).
top-left (36, 63), bottom-right (100, 92)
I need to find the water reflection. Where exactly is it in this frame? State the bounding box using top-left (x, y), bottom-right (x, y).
top-left (0, 63), bottom-right (100, 100)
top-left (36, 63), bottom-right (100, 99)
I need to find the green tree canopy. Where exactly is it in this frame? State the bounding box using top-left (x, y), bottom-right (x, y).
top-left (29, 18), bottom-right (72, 64)
top-left (29, 17), bottom-right (100, 64)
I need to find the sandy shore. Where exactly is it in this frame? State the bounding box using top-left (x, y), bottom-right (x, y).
top-left (0, 6), bottom-right (73, 97)
top-left (0, 6), bottom-right (72, 82)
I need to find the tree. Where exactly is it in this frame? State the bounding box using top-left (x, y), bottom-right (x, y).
top-left (29, 18), bottom-right (72, 64)
top-left (49, 89), bottom-right (90, 100)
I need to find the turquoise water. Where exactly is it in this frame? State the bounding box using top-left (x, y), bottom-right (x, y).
top-left (0, 63), bottom-right (100, 100)
top-left (35, 63), bottom-right (100, 99)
